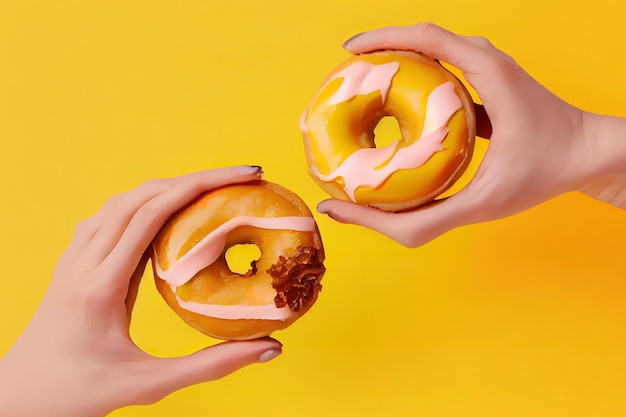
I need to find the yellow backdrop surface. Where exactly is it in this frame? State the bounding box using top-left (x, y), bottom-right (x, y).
top-left (1, 1), bottom-right (625, 416)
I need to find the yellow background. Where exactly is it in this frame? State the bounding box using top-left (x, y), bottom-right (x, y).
top-left (1, 1), bottom-right (626, 416)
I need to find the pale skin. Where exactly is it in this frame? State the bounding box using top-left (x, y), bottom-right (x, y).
top-left (2, 23), bottom-right (626, 417)
top-left (0, 166), bottom-right (283, 417)
top-left (317, 23), bottom-right (626, 247)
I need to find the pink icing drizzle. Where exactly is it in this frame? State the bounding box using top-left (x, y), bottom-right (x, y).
top-left (420, 81), bottom-right (462, 136)
top-left (154, 216), bottom-right (316, 287)
top-left (175, 296), bottom-right (294, 321)
top-left (300, 61), bottom-right (398, 134)
top-left (311, 81), bottom-right (462, 201)
top-left (327, 61), bottom-right (399, 105)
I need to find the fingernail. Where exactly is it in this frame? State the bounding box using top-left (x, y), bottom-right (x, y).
top-left (237, 165), bottom-right (263, 176)
top-left (342, 32), bottom-right (363, 50)
top-left (258, 348), bottom-right (282, 363)
top-left (316, 202), bottom-right (329, 214)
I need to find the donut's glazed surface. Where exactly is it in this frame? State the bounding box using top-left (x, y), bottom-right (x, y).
top-left (152, 181), bottom-right (325, 340)
top-left (301, 51), bottom-right (476, 211)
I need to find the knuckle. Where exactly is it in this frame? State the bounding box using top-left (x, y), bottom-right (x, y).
top-left (139, 177), bottom-right (164, 190)
top-left (98, 178), bottom-right (170, 220)
top-left (482, 51), bottom-right (519, 81)
top-left (132, 178), bottom-right (167, 199)
top-left (468, 35), bottom-right (494, 49)
top-left (113, 178), bottom-right (166, 205)
top-left (105, 192), bottom-right (125, 206)
top-left (100, 192), bottom-right (125, 213)
top-left (413, 21), bottom-right (439, 37)
top-left (72, 217), bottom-right (97, 238)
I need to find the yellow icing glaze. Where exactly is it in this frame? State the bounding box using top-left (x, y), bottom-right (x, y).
top-left (301, 50), bottom-right (476, 211)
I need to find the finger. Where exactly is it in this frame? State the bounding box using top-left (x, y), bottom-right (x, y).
top-left (125, 251), bottom-right (150, 325)
top-left (86, 166), bottom-right (263, 265)
top-left (61, 181), bottom-right (176, 267)
top-left (317, 199), bottom-right (430, 247)
top-left (79, 181), bottom-right (170, 265)
top-left (317, 193), bottom-right (482, 248)
top-left (342, 23), bottom-right (491, 75)
top-left (99, 166), bottom-right (263, 290)
top-left (474, 103), bottom-right (492, 139)
top-left (137, 338), bottom-right (282, 403)
top-left (57, 215), bottom-right (105, 267)
top-left (60, 194), bottom-right (133, 263)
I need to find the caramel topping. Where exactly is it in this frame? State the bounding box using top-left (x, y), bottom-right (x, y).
top-left (268, 246), bottom-right (325, 312)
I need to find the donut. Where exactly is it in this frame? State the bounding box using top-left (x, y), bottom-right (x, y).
top-left (300, 50), bottom-right (476, 212)
top-left (151, 180), bottom-right (325, 340)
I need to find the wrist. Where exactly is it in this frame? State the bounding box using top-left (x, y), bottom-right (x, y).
top-left (580, 112), bottom-right (626, 178)
top-left (577, 112), bottom-right (626, 208)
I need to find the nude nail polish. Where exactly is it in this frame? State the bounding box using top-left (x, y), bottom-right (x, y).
top-left (237, 165), bottom-right (263, 176)
top-left (316, 203), bottom-right (329, 214)
top-left (342, 32), bottom-right (363, 50)
top-left (258, 348), bottom-right (282, 363)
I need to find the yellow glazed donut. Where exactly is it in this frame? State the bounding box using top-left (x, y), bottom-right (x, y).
top-left (151, 181), bottom-right (325, 340)
top-left (300, 50), bottom-right (476, 212)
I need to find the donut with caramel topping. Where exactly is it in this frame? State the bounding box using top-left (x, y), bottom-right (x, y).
top-left (151, 181), bottom-right (325, 340)
top-left (300, 50), bottom-right (476, 212)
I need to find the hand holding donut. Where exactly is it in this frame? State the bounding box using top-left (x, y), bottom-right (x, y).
top-left (0, 167), bottom-right (283, 417)
top-left (316, 23), bottom-right (626, 247)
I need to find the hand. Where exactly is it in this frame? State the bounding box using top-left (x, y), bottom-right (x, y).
top-left (317, 23), bottom-right (626, 247)
top-left (0, 166), bottom-right (283, 417)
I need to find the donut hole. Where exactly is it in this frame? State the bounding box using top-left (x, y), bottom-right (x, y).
top-left (373, 115), bottom-right (402, 149)
top-left (225, 243), bottom-right (262, 276)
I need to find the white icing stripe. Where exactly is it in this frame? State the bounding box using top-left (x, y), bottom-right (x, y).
top-left (154, 215), bottom-right (316, 287)
top-left (327, 61), bottom-right (399, 105)
top-left (311, 82), bottom-right (462, 201)
top-left (175, 296), bottom-right (294, 321)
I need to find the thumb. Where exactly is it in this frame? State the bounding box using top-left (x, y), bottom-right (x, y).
top-left (138, 338), bottom-right (282, 402)
top-left (317, 193), bottom-right (481, 248)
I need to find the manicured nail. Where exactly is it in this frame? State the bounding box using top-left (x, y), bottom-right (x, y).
top-left (258, 348), bottom-right (282, 363)
top-left (237, 165), bottom-right (263, 176)
top-left (317, 204), bottom-right (341, 222)
top-left (316, 202), bottom-right (329, 214)
top-left (342, 32), bottom-right (363, 50)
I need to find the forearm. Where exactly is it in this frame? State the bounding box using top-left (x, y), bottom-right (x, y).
top-left (0, 356), bottom-right (99, 417)
top-left (578, 112), bottom-right (626, 208)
